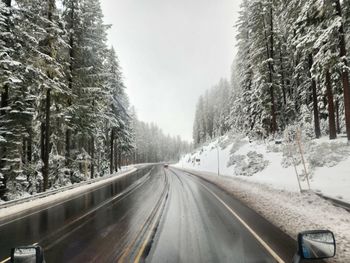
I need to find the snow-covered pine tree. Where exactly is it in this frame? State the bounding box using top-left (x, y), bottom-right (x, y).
top-left (0, 0), bottom-right (144, 201)
top-left (212, 79), bottom-right (231, 136)
top-left (192, 95), bottom-right (207, 146)
top-left (333, 0), bottom-right (350, 142)
top-left (103, 47), bottom-right (132, 173)
top-left (0, 0), bottom-right (27, 199)
top-left (33, 0), bottom-right (69, 191)
top-left (228, 61), bottom-right (245, 132)
top-left (234, 0), bottom-right (257, 133)
top-left (192, 78), bottom-right (232, 145)
top-left (311, 0), bottom-right (346, 139)
top-left (196, 0), bottom-right (350, 147)
top-left (273, 0), bottom-right (298, 130)
top-left (241, 0), bottom-right (280, 136)
top-left (192, 101), bottom-right (201, 146)
top-left (62, 0), bottom-right (82, 169)
top-left (0, 0), bottom-right (44, 198)
top-left (64, 0), bottom-right (109, 179)
top-left (281, 0), bottom-right (323, 138)
top-left (132, 119), bottom-right (190, 163)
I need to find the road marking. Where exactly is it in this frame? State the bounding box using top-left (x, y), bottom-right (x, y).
top-left (44, 175), bottom-right (150, 250)
top-left (194, 178), bottom-right (285, 263)
top-left (133, 208), bottom-right (161, 263)
top-left (0, 169), bottom-right (139, 227)
top-left (133, 191), bottom-right (167, 263)
top-left (0, 175), bottom-right (151, 263)
top-left (118, 170), bottom-right (169, 262)
top-left (0, 243), bottom-right (39, 263)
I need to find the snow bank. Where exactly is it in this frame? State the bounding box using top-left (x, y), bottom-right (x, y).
top-left (180, 169), bottom-right (350, 262)
top-left (176, 133), bottom-right (350, 202)
top-left (176, 133), bottom-right (350, 261)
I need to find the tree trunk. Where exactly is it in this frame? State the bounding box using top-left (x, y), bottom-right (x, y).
top-left (269, 6), bottom-right (277, 133)
top-left (118, 150), bottom-right (122, 170)
top-left (110, 129), bottom-right (114, 174)
top-left (27, 130), bottom-right (32, 162)
top-left (66, 0), bottom-right (75, 167)
top-left (0, 86), bottom-right (9, 199)
top-left (335, 0), bottom-right (350, 142)
top-left (294, 55), bottom-right (301, 112)
top-left (0, 87), bottom-right (8, 116)
top-left (134, 149), bottom-right (137, 164)
top-left (22, 137), bottom-right (26, 164)
top-left (308, 54), bottom-right (321, 138)
top-left (279, 43), bottom-right (287, 105)
top-left (0, 86), bottom-right (8, 169)
top-left (90, 136), bottom-right (94, 179)
top-left (325, 70), bottom-right (337, 139)
top-left (42, 0), bottom-right (55, 191)
top-left (0, 0), bottom-right (12, 198)
top-left (114, 139), bottom-right (118, 172)
top-left (43, 89), bottom-right (51, 191)
top-left (262, 5), bottom-right (277, 134)
top-left (335, 100), bottom-right (341, 134)
top-left (65, 129), bottom-right (71, 166)
top-left (97, 151), bottom-right (100, 176)
top-left (40, 123), bottom-right (45, 190)
top-left (40, 122), bottom-right (45, 168)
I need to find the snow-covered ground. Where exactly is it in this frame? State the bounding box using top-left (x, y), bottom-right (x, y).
top-left (0, 166), bottom-right (136, 220)
top-left (175, 132), bottom-right (350, 261)
top-left (176, 133), bottom-right (350, 202)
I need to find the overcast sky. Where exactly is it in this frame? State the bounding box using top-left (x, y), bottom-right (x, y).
top-left (100, 0), bottom-right (242, 142)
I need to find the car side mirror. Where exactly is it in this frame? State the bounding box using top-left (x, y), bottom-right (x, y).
top-left (11, 245), bottom-right (44, 263)
top-left (297, 230), bottom-right (336, 260)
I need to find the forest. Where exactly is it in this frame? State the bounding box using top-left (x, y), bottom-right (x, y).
top-left (193, 0), bottom-right (350, 147)
top-left (0, 0), bottom-right (190, 201)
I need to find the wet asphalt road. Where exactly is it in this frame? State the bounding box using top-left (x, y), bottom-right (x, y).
top-left (148, 168), bottom-right (277, 263)
top-left (0, 165), bottom-right (296, 263)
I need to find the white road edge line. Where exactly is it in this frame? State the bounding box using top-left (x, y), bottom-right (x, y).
top-left (0, 170), bottom-right (151, 263)
top-left (0, 243), bottom-right (38, 263)
top-left (0, 168), bottom-right (138, 227)
top-left (197, 179), bottom-right (285, 263)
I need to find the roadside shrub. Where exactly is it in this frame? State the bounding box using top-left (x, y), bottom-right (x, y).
top-left (307, 142), bottom-right (350, 168)
top-left (232, 151), bottom-right (269, 176)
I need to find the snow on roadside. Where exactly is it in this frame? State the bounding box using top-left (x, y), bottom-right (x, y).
top-left (177, 134), bottom-right (350, 202)
top-left (0, 167), bottom-right (136, 220)
top-left (181, 168), bottom-right (350, 262)
top-left (176, 133), bottom-right (350, 261)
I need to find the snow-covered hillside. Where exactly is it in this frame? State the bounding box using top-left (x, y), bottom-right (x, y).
top-left (176, 132), bottom-right (350, 203)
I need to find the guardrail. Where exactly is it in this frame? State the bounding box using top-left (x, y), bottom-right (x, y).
top-left (0, 165), bottom-right (150, 210)
top-left (316, 193), bottom-right (350, 213)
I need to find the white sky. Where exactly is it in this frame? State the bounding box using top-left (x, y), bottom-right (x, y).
top-left (100, 0), bottom-right (242, 142)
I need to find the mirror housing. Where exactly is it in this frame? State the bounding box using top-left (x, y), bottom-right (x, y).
top-left (298, 230), bottom-right (336, 260)
top-left (11, 245), bottom-right (44, 263)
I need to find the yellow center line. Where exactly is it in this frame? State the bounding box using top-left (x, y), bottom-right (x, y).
top-left (133, 195), bottom-right (166, 263)
top-left (118, 211), bottom-right (153, 263)
top-left (119, 171), bottom-right (168, 263)
top-left (133, 169), bottom-right (169, 263)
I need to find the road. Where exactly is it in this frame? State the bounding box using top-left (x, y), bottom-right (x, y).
top-left (302, 238), bottom-right (335, 259)
top-left (0, 165), bottom-right (297, 263)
